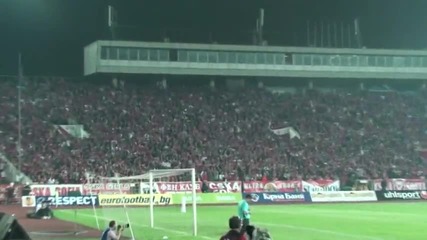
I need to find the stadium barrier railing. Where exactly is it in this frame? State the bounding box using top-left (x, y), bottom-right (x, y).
top-left (20, 178), bottom-right (427, 205)
top-left (22, 178), bottom-right (427, 197)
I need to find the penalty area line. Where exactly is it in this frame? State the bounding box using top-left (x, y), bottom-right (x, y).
top-left (58, 210), bottom-right (215, 240)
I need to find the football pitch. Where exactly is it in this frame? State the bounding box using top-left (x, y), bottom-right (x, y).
top-left (54, 202), bottom-right (427, 240)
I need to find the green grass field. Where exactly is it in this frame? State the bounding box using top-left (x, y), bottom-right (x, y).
top-left (54, 203), bottom-right (427, 240)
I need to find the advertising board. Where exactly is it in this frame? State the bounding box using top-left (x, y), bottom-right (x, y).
top-left (98, 194), bottom-right (172, 206)
top-left (248, 192), bottom-right (311, 204)
top-left (21, 196), bottom-right (36, 207)
top-left (35, 195), bottom-right (99, 206)
top-left (375, 190), bottom-right (427, 201)
top-left (172, 193), bottom-right (241, 205)
top-left (310, 191), bottom-right (377, 202)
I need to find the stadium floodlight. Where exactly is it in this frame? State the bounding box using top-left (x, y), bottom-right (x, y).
top-left (89, 168), bottom-right (198, 239)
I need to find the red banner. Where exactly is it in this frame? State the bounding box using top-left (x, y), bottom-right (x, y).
top-left (155, 181), bottom-right (242, 193)
top-left (373, 179), bottom-right (426, 191)
top-left (30, 184), bottom-right (82, 196)
top-left (243, 180), bottom-right (302, 193)
top-left (206, 181), bottom-right (242, 193)
top-left (30, 183), bottom-right (134, 196)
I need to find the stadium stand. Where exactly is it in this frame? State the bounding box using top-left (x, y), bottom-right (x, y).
top-left (0, 77), bottom-right (426, 186)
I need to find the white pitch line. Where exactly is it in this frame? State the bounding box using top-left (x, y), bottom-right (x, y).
top-left (58, 210), bottom-right (215, 240)
top-left (262, 207), bottom-right (426, 219)
top-left (253, 222), bottom-right (384, 240)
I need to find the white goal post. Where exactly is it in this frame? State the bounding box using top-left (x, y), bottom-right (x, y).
top-left (88, 168), bottom-right (198, 238)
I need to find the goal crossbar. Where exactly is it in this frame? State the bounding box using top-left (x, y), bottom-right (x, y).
top-left (98, 168), bottom-right (196, 181)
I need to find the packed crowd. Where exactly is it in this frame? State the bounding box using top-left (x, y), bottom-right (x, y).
top-left (0, 77), bottom-right (426, 185)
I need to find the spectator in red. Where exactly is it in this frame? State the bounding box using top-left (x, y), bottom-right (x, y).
top-left (261, 175), bottom-right (268, 185)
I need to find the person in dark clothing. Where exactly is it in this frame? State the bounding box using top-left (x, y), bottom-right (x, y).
top-left (100, 220), bottom-right (122, 240)
top-left (220, 216), bottom-right (246, 240)
top-left (5, 183), bottom-right (15, 205)
top-left (26, 200), bottom-right (53, 219)
top-left (22, 182), bottom-right (31, 196)
top-left (201, 181), bottom-right (209, 193)
top-left (381, 178), bottom-right (387, 191)
top-left (245, 225), bottom-right (272, 240)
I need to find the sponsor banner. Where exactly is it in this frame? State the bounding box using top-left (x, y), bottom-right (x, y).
top-left (302, 180), bottom-right (340, 192)
top-left (82, 183), bottom-right (132, 195)
top-left (375, 191), bottom-right (427, 201)
top-left (35, 195), bottom-right (99, 206)
top-left (372, 179), bottom-right (426, 191)
top-left (172, 193), bottom-right (241, 205)
top-left (21, 196), bottom-right (36, 207)
top-left (248, 192), bottom-right (311, 204)
top-left (30, 184), bottom-right (83, 196)
top-left (31, 184), bottom-right (134, 196)
top-left (155, 181), bottom-right (242, 194)
top-left (243, 180), bottom-right (302, 193)
top-left (98, 194), bottom-right (172, 206)
top-left (310, 191), bottom-right (377, 202)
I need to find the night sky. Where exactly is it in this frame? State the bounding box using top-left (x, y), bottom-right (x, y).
top-left (1, 0), bottom-right (427, 76)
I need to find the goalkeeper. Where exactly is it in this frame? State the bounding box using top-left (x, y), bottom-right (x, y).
top-left (238, 194), bottom-right (252, 226)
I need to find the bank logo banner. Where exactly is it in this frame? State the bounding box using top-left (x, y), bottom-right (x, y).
top-left (248, 192), bottom-right (312, 204)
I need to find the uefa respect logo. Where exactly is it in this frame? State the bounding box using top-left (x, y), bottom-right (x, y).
top-left (36, 196), bottom-right (98, 206)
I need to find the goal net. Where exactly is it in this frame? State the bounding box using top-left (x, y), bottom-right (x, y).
top-left (87, 168), bottom-right (198, 240)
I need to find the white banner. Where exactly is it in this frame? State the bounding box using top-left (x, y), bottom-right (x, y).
top-left (302, 180), bottom-right (340, 192)
top-left (310, 191), bottom-right (377, 202)
top-left (83, 183), bottom-right (132, 194)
